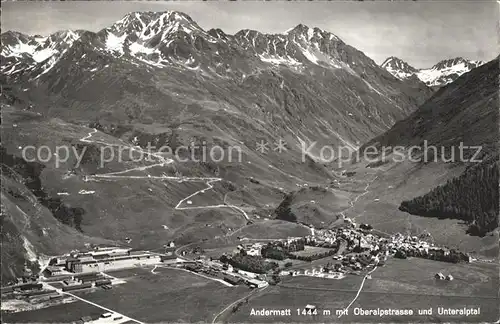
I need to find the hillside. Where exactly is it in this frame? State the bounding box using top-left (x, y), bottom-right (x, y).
top-left (0, 113), bottom-right (113, 281)
top-left (274, 186), bottom-right (350, 228)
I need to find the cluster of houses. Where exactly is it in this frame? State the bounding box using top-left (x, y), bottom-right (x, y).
top-left (44, 245), bottom-right (177, 276)
top-left (236, 242), bottom-right (264, 256)
top-left (279, 267), bottom-right (345, 280)
top-left (387, 233), bottom-right (471, 263)
top-left (3, 245), bottom-right (180, 298)
top-left (181, 258), bottom-right (268, 288)
top-left (300, 221), bottom-right (380, 252)
top-left (192, 215), bottom-right (473, 287)
top-left (246, 217), bottom-right (471, 280)
top-left (0, 283), bottom-right (62, 303)
top-left (303, 221), bottom-right (471, 265)
top-left (63, 247), bottom-right (162, 273)
top-left (59, 273), bottom-right (113, 292)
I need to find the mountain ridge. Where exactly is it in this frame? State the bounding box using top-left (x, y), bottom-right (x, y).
top-left (381, 55), bottom-right (485, 87)
top-left (1, 10), bottom-right (432, 149)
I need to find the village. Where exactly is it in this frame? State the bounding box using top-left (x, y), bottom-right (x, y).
top-left (1, 217), bottom-right (472, 322)
top-left (182, 216), bottom-right (471, 285)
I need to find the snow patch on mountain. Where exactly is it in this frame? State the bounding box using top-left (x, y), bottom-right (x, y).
top-left (259, 54), bottom-right (302, 66)
top-left (2, 42), bottom-right (38, 58)
top-left (301, 46), bottom-right (320, 64)
top-left (129, 42), bottom-right (156, 55)
top-left (105, 32), bottom-right (126, 56)
top-left (32, 48), bottom-right (56, 63)
top-left (1, 30), bottom-right (81, 79)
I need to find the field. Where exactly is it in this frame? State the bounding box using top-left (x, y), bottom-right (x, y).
top-left (363, 257), bottom-right (499, 297)
top-left (290, 246), bottom-right (334, 257)
top-left (1, 300), bottom-right (103, 323)
top-left (226, 286), bottom-right (357, 323)
top-left (202, 246), bottom-right (239, 260)
top-left (342, 293), bottom-right (499, 323)
top-left (227, 256), bottom-right (500, 323)
top-left (72, 267), bottom-right (250, 323)
top-left (274, 258), bottom-right (308, 268)
top-left (280, 273), bottom-right (364, 291)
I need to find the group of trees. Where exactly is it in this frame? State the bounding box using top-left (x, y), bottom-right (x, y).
top-left (220, 253), bottom-right (278, 274)
top-left (269, 274), bottom-right (281, 285)
top-left (288, 249), bottom-right (338, 262)
top-left (395, 247), bottom-right (469, 264)
top-left (261, 239), bottom-right (339, 262)
top-left (399, 160), bottom-right (499, 236)
top-left (261, 245), bottom-right (288, 260)
top-left (274, 193), bottom-right (297, 222)
top-left (427, 249), bottom-right (469, 263)
top-left (260, 240), bottom-right (306, 261)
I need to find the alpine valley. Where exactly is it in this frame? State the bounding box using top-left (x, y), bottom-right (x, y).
top-left (1, 10), bottom-right (498, 324)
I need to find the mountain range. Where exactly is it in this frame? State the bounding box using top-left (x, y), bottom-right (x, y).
top-left (381, 56), bottom-right (484, 87)
top-left (0, 10), bottom-right (496, 281)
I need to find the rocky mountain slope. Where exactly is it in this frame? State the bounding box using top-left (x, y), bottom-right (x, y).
top-left (0, 11), bottom-right (434, 279)
top-left (2, 11), bottom-right (431, 148)
top-left (1, 107), bottom-right (113, 282)
top-left (382, 56), bottom-right (484, 87)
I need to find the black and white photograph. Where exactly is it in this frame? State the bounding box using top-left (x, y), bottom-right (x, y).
top-left (0, 0), bottom-right (499, 323)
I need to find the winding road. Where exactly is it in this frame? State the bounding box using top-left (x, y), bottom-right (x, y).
top-left (339, 173), bottom-right (379, 219)
top-left (81, 128), bottom-right (249, 221)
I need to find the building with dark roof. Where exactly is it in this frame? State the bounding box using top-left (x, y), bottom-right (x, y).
top-left (66, 253), bottom-right (161, 273)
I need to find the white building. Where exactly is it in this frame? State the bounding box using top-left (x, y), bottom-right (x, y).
top-left (247, 248), bottom-right (261, 256)
top-left (435, 272), bottom-right (445, 280)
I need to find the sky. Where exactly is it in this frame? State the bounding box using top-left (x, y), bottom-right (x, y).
top-left (2, 1), bottom-right (498, 68)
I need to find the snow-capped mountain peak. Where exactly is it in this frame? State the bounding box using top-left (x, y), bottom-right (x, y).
top-left (285, 24), bottom-right (340, 42)
top-left (381, 56), bottom-right (418, 80)
top-left (105, 11), bottom-right (204, 40)
top-left (430, 57), bottom-right (483, 71)
top-left (1, 29), bottom-right (82, 77)
top-left (0, 9), bottom-right (434, 89)
top-left (381, 56), bottom-right (417, 72)
top-left (381, 56), bottom-right (485, 87)
top-left (100, 10), bottom-right (212, 59)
